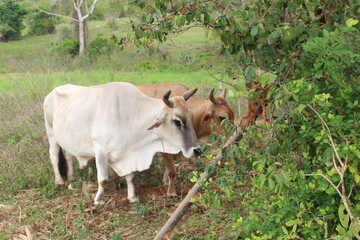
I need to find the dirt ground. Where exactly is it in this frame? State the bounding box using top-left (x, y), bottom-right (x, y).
top-left (0, 160), bottom-right (210, 240)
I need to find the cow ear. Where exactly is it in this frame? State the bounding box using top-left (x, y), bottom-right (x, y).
top-left (201, 111), bottom-right (213, 124)
top-left (148, 111), bottom-right (167, 130)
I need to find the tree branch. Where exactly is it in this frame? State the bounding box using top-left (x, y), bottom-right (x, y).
top-left (32, 0), bottom-right (78, 22)
top-left (306, 104), bottom-right (360, 239)
top-left (83, 0), bottom-right (100, 20)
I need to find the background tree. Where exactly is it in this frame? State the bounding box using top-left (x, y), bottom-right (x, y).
top-left (0, 0), bottom-right (27, 42)
top-left (35, 0), bottom-right (100, 55)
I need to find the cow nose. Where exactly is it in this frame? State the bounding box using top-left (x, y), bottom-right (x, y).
top-left (193, 147), bottom-right (202, 157)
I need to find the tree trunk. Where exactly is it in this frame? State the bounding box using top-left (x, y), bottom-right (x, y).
top-left (78, 19), bottom-right (85, 55)
top-left (73, 1), bottom-right (85, 55)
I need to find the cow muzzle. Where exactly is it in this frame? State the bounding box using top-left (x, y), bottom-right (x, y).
top-left (193, 147), bottom-right (202, 157)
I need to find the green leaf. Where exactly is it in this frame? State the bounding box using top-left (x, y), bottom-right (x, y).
top-left (186, 14), bottom-right (193, 24)
top-left (180, 15), bottom-right (186, 26)
top-left (223, 49), bottom-right (231, 61)
top-left (338, 205), bottom-right (349, 229)
top-left (323, 148), bottom-right (333, 162)
top-left (268, 178), bottom-right (275, 191)
top-left (355, 174), bottom-right (360, 184)
top-left (274, 174), bottom-right (283, 188)
top-left (146, 14), bottom-right (154, 23)
top-left (269, 143), bottom-right (279, 156)
top-left (267, 29), bottom-right (281, 45)
top-left (189, 198), bottom-right (197, 203)
top-left (281, 172), bottom-right (290, 186)
top-left (204, 11), bottom-right (210, 24)
top-left (297, 104), bottom-right (307, 113)
top-left (250, 26), bottom-right (258, 37)
top-left (285, 220), bottom-right (297, 226)
top-left (346, 18), bottom-right (359, 27)
top-left (176, 16), bottom-right (183, 27)
top-left (282, 226), bottom-right (289, 235)
top-left (155, 9), bottom-right (161, 16)
top-left (149, 46), bottom-right (155, 56)
top-left (244, 66), bottom-right (256, 83)
top-left (211, 29), bottom-right (220, 40)
top-left (259, 174), bottom-right (266, 190)
top-left (237, 22), bottom-right (248, 34)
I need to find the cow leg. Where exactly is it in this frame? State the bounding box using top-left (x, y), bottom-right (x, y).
top-left (64, 152), bottom-right (74, 181)
top-left (49, 142), bottom-right (64, 185)
top-left (163, 153), bottom-right (177, 197)
top-left (94, 151), bottom-right (109, 205)
top-left (125, 173), bottom-right (139, 203)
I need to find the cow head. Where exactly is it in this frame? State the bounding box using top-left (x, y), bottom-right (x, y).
top-left (148, 88), bottom-right (201, 158)
top-left (198, 88), bottom-right (235, 139)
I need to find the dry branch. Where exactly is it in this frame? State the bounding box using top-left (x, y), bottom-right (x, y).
top-left (154, 126), bottom-right (243, 240)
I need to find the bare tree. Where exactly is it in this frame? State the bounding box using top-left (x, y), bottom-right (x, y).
top-left (34, 0), bottom-right (100, 55)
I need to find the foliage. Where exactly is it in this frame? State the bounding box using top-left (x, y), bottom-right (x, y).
top-left (0, 0), bottom-right (27, 41)
top-left (53, 38), bottom-right (80, 56)
top-left (88, 5), bottom-right (105, 21)
top-left (125, 0), bottom-right (360, 238)
top-left (27, 11), bottom-right (56, 36)
top-left (86, 37), bottom-right (114, 61)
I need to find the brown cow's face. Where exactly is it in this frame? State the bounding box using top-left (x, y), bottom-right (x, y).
top-left (199, 97), bottom-right (235, 139)
top-left (211, 97), bottom-right (235, 133)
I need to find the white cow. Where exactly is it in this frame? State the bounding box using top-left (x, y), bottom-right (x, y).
top-left (44, 84), bottom-right (87, 184)
top-left (43, 82), bottom-right (201, 204)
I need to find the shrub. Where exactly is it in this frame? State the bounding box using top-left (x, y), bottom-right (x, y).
top-left (27, 12), bottom-right (56, 36)
top-left (0, 0), bottom-right (27, 41)
top-left (85, 37), bottom-right (114, 61)
top-left (53, 38), bottom-right (79, 56)
top-left (54, 24), bottom-right (74, 44)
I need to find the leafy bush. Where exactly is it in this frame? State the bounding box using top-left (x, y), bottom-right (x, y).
top-left (130, 0), bottom-right (360, 238)
top-left (27, 12), bottom-right (56, 36)
top-left (53, 38), bottom-right (79, 56)
top-left (85, 37), bottom-right (114, 61)
top-left (0, 0), bottom-right (27, 41)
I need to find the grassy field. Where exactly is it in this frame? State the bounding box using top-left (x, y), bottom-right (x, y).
top-left (0, 18), bottom-right (244, 239)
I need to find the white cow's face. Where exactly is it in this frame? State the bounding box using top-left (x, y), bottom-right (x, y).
top-left (148, 90), bottom-right (201, 158)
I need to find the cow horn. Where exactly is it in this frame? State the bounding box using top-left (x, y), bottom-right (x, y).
top-left (209, 88), bottom-right (220, 105)
top-left (220, 89), bottom-right (227, 99)
top-left (183, 88), bottom-right (197, 101)
top-left (163, 90), bottom-right (174, 108)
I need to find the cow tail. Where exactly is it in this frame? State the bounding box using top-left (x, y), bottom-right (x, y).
top-left (58, 147), bottom-right (68, 179)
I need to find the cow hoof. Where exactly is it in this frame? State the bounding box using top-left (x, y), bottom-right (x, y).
top-left (128, 196), bottom-right (139, 203)
top-left (94, 199), bottom-right (106, 205)
top-left (55, 179), bottom-right (65, 185)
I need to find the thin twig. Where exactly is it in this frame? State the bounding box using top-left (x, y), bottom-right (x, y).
top-left (31, 0), bottom-right (78, 22)
top-left (306, 104), bottom-right (344, 168)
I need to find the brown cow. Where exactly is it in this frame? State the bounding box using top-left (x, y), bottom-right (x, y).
top-left (138, 83), bottom-right (235, 197)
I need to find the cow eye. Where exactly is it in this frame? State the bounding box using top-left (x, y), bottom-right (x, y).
top-left (219, 116), bottom-right (227, 122)
top-left (173, 119), bottom-right (183, 127)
